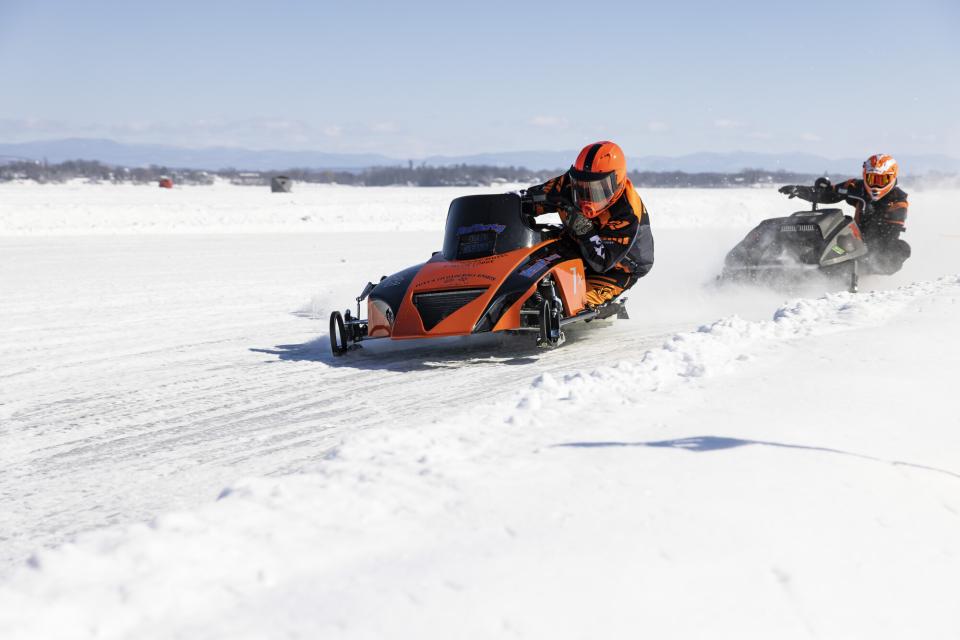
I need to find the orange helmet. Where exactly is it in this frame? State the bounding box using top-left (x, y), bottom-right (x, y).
top-left (569, 141), bottom-right (627, 217)
top-left (863, 153), bottom-right (898, 201)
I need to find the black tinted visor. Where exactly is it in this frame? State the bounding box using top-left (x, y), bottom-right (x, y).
top-left (569, 167), bottom-right (618, 211)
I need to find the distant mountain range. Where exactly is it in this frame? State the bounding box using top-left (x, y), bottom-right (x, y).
top-left (1, 138), bottom-right (957, 175)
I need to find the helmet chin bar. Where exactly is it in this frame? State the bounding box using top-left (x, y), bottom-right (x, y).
top-left (579, 202), bottom-right (597, 217)
top-left (866, 177), bottom-right (896, 200)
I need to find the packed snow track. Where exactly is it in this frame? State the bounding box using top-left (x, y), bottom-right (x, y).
top-left (2, 182), bottom-right (959, 638)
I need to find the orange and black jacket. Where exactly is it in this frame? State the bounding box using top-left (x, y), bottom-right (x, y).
top-left (819, 179), bottom-right (909, 245)
top-left (523, 174), bottom-right (654, 277)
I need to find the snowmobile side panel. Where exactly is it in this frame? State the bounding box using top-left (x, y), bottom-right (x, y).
top-left (472, 243), bottom-right (568, 332)
top-left (551, 259), bottom-right (588, 316)
top-left (367, 298), bottom-right (393, 338)
top-left (491, 282), bottom-right (539, 332)
top-left (818, 219), bottom-right (868, 266)
top-left (366, 262), bottom-right (424, 332)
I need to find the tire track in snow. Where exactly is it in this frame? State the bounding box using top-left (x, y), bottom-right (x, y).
top-left (3, 312), bottom-right (669, 569)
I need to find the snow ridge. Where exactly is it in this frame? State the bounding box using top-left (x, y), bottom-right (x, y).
top-left (509, 275), bottom-right (960, 426)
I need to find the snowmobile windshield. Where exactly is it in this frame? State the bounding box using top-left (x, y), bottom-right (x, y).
top-left (442, 193), bottom-right (541, 261)
top-left (569, 167), bottom-right (618, 213)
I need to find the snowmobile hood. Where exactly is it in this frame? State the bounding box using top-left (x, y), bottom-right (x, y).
top-left (389, 242), bottom-right (552, 338)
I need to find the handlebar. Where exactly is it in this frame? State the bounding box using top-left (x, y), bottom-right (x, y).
top-left (535, 224), bottom-right (563, 240)
top-left (780, 177), bottom-right (834, 210)
top-left (520, 189), bottom-right (577, 214)
top-left (523, 212), bottom-right (563, 237)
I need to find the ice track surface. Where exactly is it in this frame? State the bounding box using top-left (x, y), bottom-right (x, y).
top-left (2, 182), bottom-right (960, 638)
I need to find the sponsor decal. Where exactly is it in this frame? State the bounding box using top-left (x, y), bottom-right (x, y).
top-left (418, 273), bottom-right (496, 287)
top-left (832, 246), bottom-right (846, 255)
top-left (600, 235), bottom-right (630, 245)
top-left (519, 253), bottom-right (562, 278)
top-left (456, 225), bottom-right (504, 258)
top-left (457, 223), bottom-right (506, 236)
top-left (590, 235), bottom-right (605, 258)
top-left (569, 266), bottom-right (582, 295)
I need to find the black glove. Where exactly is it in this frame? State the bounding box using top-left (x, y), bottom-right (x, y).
top-left (563, 209), bottom-right (595, 237)
top-left (778, 185), bottom-right (800, 198)
top-left (522, 186), bottom-right (573, 215)
top-left (519, 190), bottom-right (537, 215)
top-left (545, 190), bottom-right (576, 210)
top-left (779, 184), bottom-right (818, 202)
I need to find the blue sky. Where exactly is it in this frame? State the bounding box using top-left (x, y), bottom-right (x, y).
top-left (1, 0), bottom-right (957, 158)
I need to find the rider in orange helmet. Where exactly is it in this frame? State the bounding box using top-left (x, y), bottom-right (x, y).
top-left (779, 153), bottom-right (910, 274)
top-left (523, 141), bottom-right (654, 307)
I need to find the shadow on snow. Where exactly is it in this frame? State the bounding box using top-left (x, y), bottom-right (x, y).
top-left (247, 330), bottom-right (596, 372)
top-left (554, 435), bottom-right (960, 481)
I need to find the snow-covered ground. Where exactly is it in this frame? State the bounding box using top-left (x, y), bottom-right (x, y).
top-left (1, 181), bottom-right (959, 638)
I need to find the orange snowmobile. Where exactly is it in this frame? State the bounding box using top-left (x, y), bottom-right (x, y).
top-left (329, 193), bottom-right (628, 356)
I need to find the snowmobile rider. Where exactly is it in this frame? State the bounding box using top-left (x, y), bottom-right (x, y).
top-left (778, 153), bottom-right (910, 275)
top-left (521, 140), bottom-right (654, 307)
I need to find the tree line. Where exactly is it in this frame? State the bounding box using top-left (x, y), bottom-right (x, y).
top-left (7, 158), bottom-right (950, 189)
top-left (0, 159), bottom-right (215, 185)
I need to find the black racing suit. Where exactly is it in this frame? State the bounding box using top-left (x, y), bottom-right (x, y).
top-left (786, 179), bottom-right (910, 275)
top-left (523, 173), bottom-right (654, 305)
